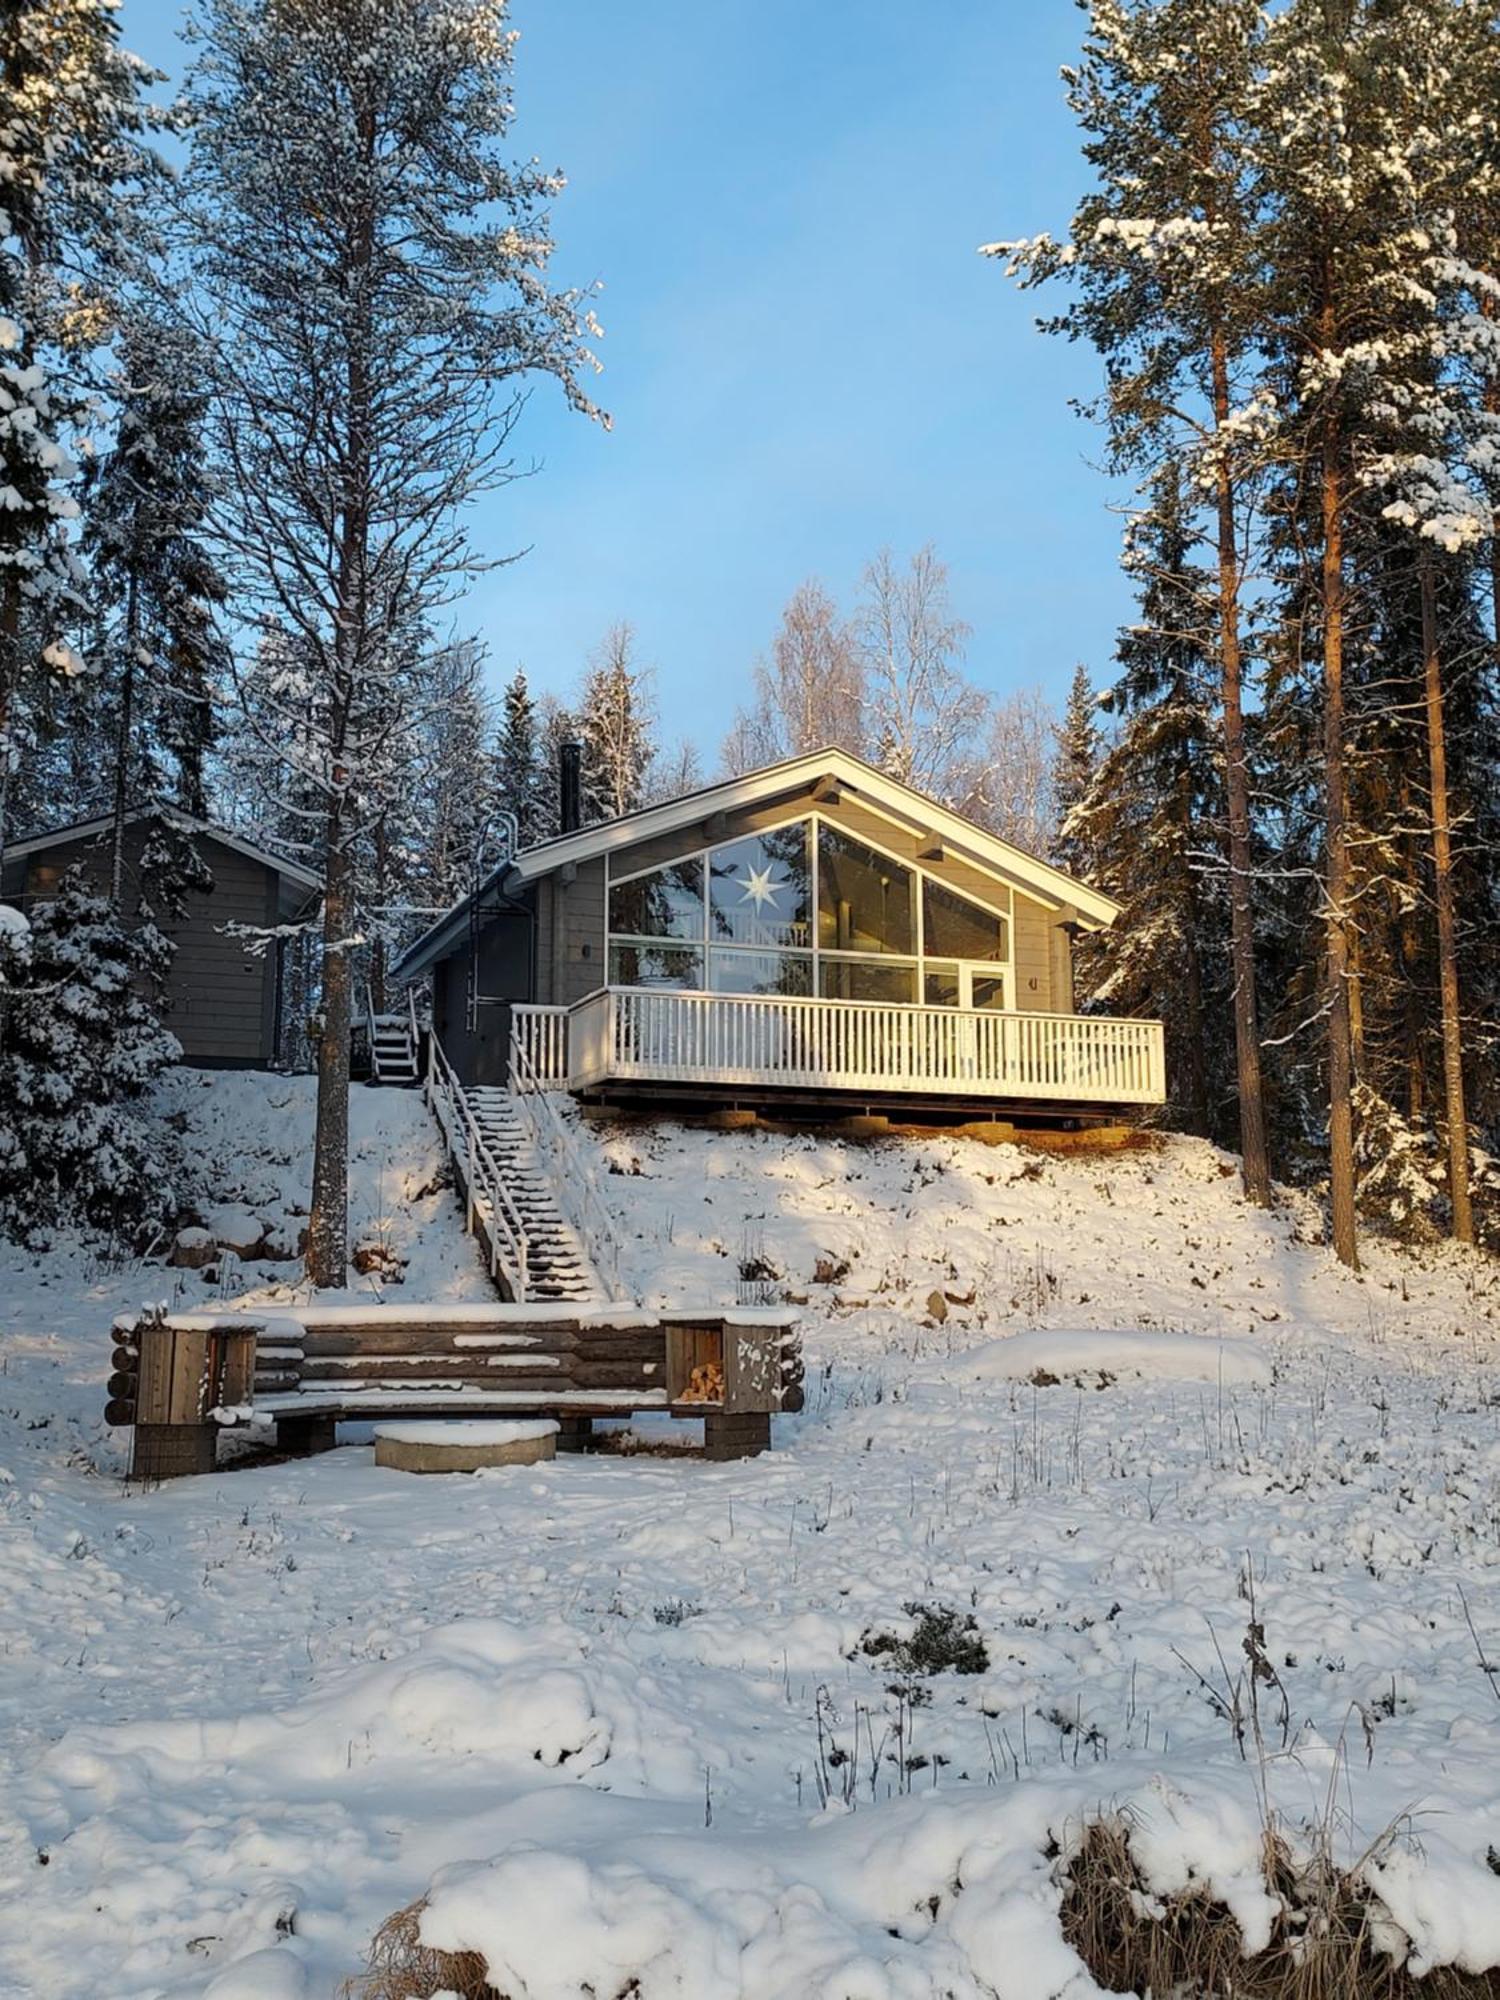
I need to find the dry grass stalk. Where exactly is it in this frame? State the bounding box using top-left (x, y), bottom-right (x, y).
top-left (1062, 1819), bottom-right (1500, 2000)
top-left (342, 1896), bottom-right (502, 2000)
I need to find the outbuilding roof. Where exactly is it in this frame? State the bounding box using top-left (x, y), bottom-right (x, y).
top-left (2, 806), bottom-right (323, 896)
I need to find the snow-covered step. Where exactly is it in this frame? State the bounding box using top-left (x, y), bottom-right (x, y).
top-left (464, 1084), bottom-right (611, 1305)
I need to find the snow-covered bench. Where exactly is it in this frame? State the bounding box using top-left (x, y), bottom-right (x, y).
top-left (107, 1304), bottom-right (804, 1475)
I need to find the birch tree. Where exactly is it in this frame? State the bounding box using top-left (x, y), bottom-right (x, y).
top-left (177, 0), bottom-right (604, 1285)
top-left (722, 579), bottom-right (866, 772)
top-left (856, 545), bottom-right (984, 797)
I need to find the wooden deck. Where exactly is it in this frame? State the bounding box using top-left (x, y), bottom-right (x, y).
top-left (514, 987), bottom-right (1166, 1110)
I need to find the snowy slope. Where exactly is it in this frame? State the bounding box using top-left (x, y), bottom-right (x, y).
top-left (2, 1089), bottom-right (1499, 1998)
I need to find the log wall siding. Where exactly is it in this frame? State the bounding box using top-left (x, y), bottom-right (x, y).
top-left (532, 788), bottom-right (1070, 1014)
top-left (7, 827), bottom-right (283, 1065)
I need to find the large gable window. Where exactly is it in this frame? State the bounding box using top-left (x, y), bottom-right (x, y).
top-left (817, 825), bottom-right (914, 955)
top-left (708, 825), bottom-right (811, 949)
top-left (608, 857), bottom-right (703, 940)
top-left (605, 811), bottom-right (1014, 1012)
top-left (923, 879), bottom-right (1008, 963)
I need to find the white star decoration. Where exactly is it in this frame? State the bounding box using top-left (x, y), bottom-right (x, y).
top-left (736, 865), bottom-right (782, 910)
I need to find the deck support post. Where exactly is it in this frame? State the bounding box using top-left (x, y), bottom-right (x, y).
top-left (554, 1415), bottom-right (593, 1452)
top-left (276, 1413), bottom-right (337, 1458)
top-left (704, 1410), bottom-right (771, 1461)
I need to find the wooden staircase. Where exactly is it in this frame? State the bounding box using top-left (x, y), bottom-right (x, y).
top-left (465, 1087), bottom-right (607, 1303)
top-left (368, 989), bottom-right (419, 1085)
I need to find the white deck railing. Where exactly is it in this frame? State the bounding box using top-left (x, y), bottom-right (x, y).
top-left (507, 1024), bottom-right (631, 1303)
top-left (526, 987), bottom-right (1165, 1106)
top-left (512, 1003), bottom-right (569, 1088)
top-left (426, 1037), bottom-right (531, 1298)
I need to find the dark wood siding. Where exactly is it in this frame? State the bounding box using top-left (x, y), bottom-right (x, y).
top-left (6, 826), bottom-right (286, 1066)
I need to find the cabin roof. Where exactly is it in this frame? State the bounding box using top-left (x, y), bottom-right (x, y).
top-left (3, 807), bottom-right (323, 897)
top-left (394, 746), bottom-right (1122, 983)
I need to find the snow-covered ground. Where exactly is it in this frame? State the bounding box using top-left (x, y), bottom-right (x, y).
top-left (2, 1077), bottom-right (1500, 1997)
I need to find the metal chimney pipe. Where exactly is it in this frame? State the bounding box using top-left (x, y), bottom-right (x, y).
top-left (559, 739), bottom-right (583, 834)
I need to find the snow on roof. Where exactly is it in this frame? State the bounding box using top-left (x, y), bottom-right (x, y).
top-left (2, 807), bottom-right (322, 894)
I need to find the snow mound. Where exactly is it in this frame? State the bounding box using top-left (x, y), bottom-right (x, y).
top-left (373, 1418), bottom-right (560, 1445)
top-left (942, 1327), bottom-right (1271, 1386)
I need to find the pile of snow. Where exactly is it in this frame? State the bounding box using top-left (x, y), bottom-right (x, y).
top-left (372, 1418), bottom-right (560, 1445)
top-left (943, 1326), bottom-right (1273, 1386)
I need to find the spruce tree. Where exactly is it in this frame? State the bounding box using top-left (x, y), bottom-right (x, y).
top-left (0, 873), bottom-right (180, 1238)
top-left (578, 624), bottom-right (653, 823)
top-left (1051, 664), bottom-right (1099, 872)
top-left (81, 315), bottom-right (227, 901)
top-left (495, 666), bottom-right (547, 848)
top-left (0, 0), bottom-right (161, 861)
top-left (1069, 471), bottom-right (1228, 1136)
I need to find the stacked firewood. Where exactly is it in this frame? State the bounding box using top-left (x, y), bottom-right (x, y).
top-left (679, 1360), bottom-right (725, 1404)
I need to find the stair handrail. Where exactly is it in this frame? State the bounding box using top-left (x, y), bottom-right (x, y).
top-left (508, 1028), bottom-right (632, 1303)
top-left (425, 1035), bottom-right (531, 1300)
top-left (364, 984), bottom-right (381, 1081)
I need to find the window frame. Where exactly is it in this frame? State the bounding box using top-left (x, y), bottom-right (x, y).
top-left (604, 811), bottom-right (1016, 1010)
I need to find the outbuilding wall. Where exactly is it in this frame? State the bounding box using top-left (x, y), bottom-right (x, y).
top-left (2, 827), bottom-right (283, 1067)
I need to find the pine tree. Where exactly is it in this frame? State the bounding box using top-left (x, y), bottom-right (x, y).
top-left (1251, 0), bottom-right (1492, 1265)
top-left (494, 666), bottom-right (547, 847)
top-left (578, 624), bottom-right (653, 823)
top-left (994, 0), bottom-right (1274, 1207)
top-left (178, 0), bottom-right (604, 1283)
top-left (0, 874), bottom-right (180, 1238)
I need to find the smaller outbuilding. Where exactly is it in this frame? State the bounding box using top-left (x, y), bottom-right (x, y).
top-left (1, 807), bottom-right (319, 1069)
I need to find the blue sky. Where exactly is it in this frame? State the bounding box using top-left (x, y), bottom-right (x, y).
top-left (125, 0), bottom-right (1130, 765)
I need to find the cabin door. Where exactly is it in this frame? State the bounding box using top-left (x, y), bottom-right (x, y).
top-left (940, 966), bottom-right (1011, 1081)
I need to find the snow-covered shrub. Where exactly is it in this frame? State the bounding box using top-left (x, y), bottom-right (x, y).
top-left (0, 876), bottom-right (182, 1240)
top-left (1354, 1084), bottom-right (1500, 1253)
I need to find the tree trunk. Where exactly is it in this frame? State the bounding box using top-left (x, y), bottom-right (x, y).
top-left (1397, 776), bottom-right (1425, 1124)
top-left (110, 573), bottom-right (140, 908)
top-left (1419, 557), bottom-right (1473, 1244)
top-left (1176, 739), bottom-right (1210, 1136)
top-left (1210, 331), bottom-right (1271, 1204)
top-left (1320, 433), bottom-right (1358, 1270)
top-left (370, 813), bottom-right (388, 1014)
top-left (305, 96), bottom-right (378, 1288)
top-left (0, 577), bottom-right (20, 874)
top-left (306, 812), bottom-right (353, 1286)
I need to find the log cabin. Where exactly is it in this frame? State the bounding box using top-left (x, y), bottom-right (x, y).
top-left (395, 747), bottom-right (1165, 1123)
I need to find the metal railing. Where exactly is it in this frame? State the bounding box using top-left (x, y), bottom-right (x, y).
top-left (425, 1035), bottom-right (531, 1299)
top-left (507, 1027), bottom-right (631, 1302)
